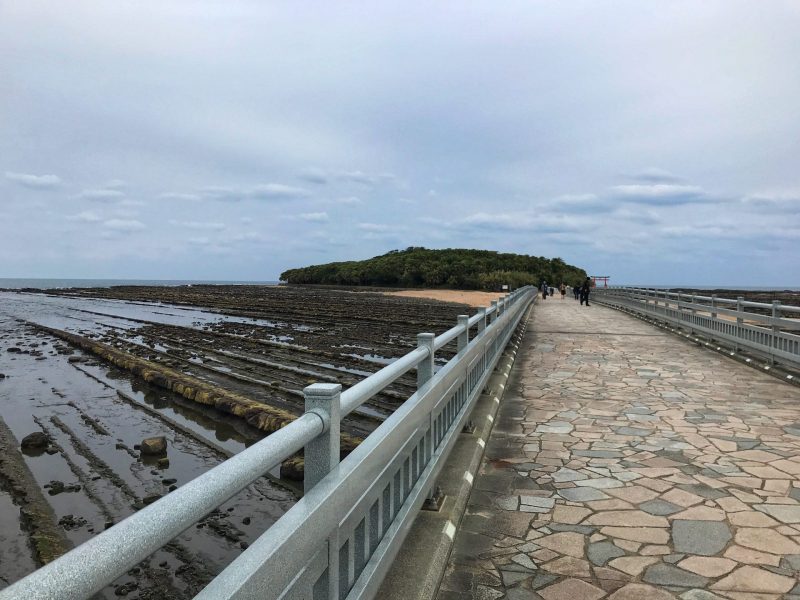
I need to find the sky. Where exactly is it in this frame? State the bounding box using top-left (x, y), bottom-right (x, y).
top-left (1, 1), bottom-right (799, 285)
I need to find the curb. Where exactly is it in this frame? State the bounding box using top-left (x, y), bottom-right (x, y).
top-left (377, 303), bottom-right (533, 600)
top-left (595, 300), bottom-right (800, 388)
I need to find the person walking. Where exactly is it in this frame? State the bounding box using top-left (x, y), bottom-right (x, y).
top-left (580, 278), bottom-right (591, 306)
top-left (559, 283), bottom-right (566, 300)
top-left (541, 281), bottom-right (548, 300)
top-left (573, 284), bottom-right (580, 300)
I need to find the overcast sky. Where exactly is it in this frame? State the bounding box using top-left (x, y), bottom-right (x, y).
top-left (2, 1), bottom-right (798, 285)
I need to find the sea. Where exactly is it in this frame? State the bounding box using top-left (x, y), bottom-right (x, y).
top-left (0, 278), bottom-right (280, 289)
top-left (621, 285), bottom-right (800, 291)
top-left (0, 278), bottom-right (797, 292)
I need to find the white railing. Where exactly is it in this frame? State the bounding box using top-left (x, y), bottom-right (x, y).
top-left (1, 287), bottom-right (535, 600)
top-left (593, 287), bottom-right (800, 369)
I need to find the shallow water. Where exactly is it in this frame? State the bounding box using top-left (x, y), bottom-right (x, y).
top-left (0, 304), bottom-right (296, 596)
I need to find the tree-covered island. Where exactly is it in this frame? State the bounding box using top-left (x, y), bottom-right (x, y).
top-left (280, 247), bottom-right (587, 290)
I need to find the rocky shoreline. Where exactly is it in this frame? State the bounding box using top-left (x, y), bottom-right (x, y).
top-left (0, 285), bottom-right (473, 595)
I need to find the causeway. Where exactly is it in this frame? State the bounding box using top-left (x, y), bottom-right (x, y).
top-left (438, 295), bottom-right (800, 599)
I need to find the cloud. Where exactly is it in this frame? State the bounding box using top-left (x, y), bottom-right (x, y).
top-left (297, 168), bottom-right (396, 187)
top-left (103, 218), bottom-right (145, 232)
top-left (67, 210), bottom-right (103, 223)
top-left (5, 171), bottom-right (62, 189)
top-left (338, 171), bottom-right (395, 186)
top-left (169, 220), bottom-right (226, 230)
top-left (201, 183), bottom-right (310, 202)
top-left (626, 168), bottom-right (683, 184)
top-left (78, 188), bottom-right (126, 201)
top-left (250, 184), bottom-right (310, 200)
top-left (357, 222), bottom-right (392, 232)
top-left (545, 193), bottom-right (612, 214)
top-left (333, 196), bottom-right (362, 205)
top-left (741, 192), bottom-right (800, 213)
top-left (159, 192), bottom-right (203, 201)
top-left (297, 168), bottom-right (329, 185)
top-left (298, 212), bottom-right (329, 222)
top-left (610, 184), bottom-right (710, 205)
top-left (436, 211), bottom-right (581, 236)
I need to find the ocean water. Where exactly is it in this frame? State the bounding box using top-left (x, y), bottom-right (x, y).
top-left (621, 284), bottom-right (800, 291)
top-left (0, 278), bottom-right (280, 289)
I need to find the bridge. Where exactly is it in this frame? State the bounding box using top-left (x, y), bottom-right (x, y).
top-left (2, 287), bottom-right (799, 599)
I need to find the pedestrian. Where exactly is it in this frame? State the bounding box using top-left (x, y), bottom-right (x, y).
top-left (541, 282), bottom-right (548, 300)
top-left (573, 285), bottom-right (580, 300)
top-left (559, 283), bottom-right (566, 300)
top-left (580, 278), bottom-right (591, 306)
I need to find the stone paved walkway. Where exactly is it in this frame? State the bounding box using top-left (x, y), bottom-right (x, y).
top-left (438, 297), bottom-right (800, 600)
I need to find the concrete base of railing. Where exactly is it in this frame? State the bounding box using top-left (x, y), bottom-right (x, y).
top-left (595, 299), bottom-right (800, 388)
top-left (377, 303), bottom-right (533, 600)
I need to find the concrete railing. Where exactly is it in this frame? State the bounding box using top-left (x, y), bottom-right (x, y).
top-left (593, 287), bottom-right (800, 370)
top-left (2, 286), bottom-right (535, 600)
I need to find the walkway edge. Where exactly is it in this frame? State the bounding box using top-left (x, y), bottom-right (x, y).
top-left (377, 303), bottom-right (533, 600)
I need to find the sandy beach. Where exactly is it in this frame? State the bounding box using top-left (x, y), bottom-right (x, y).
top-left (383, 288), bottom-right (505, 308)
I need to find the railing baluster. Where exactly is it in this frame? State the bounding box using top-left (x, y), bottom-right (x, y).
top-left (457, 315), bottom-right (469, 352)
top-left (416, 333), bottom-right (435, 388)
top-left (303, 383), bottom-right (342, 600)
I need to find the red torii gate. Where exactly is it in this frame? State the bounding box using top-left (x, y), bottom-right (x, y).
top-left (591, 276), bottom-right (610, 288)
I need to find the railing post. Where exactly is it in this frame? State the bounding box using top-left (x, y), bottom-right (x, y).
top-left (303, 383), bottom-right (342, 493)
top-left (478, 307), bottom-right (487, 333)
top-left (711, 294), bottom-right (717, 319)
top-left (457, 315), bottom-right (469, 353)
top-left (303, 384), bottom-right (342, 599)
top-left (736, 297), bottom-right (744, 352)
top-left (416, 333), bottom-right (435, 388)
top-left (772, 301), bottom-right (781, 365)
top-left (490, 300), bottom-right (498, 324)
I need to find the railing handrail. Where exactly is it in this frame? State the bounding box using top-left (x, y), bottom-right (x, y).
top-left (605, 286), bottom-right (800, 314)
top-left (2, 286), bottom-right (534, 600)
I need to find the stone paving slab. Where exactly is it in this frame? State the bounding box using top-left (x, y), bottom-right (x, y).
top-left (437, 297), bottom-right (800, 600)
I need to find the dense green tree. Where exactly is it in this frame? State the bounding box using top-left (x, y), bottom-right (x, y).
top-left (280, 248), bottom-right (587, 291)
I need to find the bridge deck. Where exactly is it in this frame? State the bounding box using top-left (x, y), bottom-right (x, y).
top-left (438, 296), bottom-right (800, 599)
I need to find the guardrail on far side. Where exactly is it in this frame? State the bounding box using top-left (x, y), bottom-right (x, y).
top-left (1, 286), bottom-right (535, 600)
top-left (593, 287), bottom-right (800, 371)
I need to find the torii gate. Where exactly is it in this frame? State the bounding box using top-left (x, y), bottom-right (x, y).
top-left (591, 276), bottom-right (610, 288)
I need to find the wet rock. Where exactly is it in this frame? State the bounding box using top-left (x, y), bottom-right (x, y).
top-left (45, 447), bottom-right (58, 455)
top-left (162, 478), bottom-right (177, 485)
top-left (6, 347), bottom-right (22, 353)
top-left (157, 458), bottom-right (170, 468)
top-left (140, 436), bottom-right (167, 456)
top-left (114, 582), bottom-right (138, 596)
top-left (105, 520), bottom-right (115, 529)
top-left (45, 480), bottom-right (66, 495)
top-left (0, 373), bottom-right (6, 379)
top-left (242, 517), bottom-right (251, 525)
top-left (67, 356), bottom-right (84, 363)
top-left (168, 485), bottom-right (177, 492)
top-left (143, 494), bottom-right (162, 505)
top-left (240, 542), bottom-right (249, 550)
top-left (58, 514), bottom-right (88, 530)
top-left (21, 431), bottom-right (49, 449)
